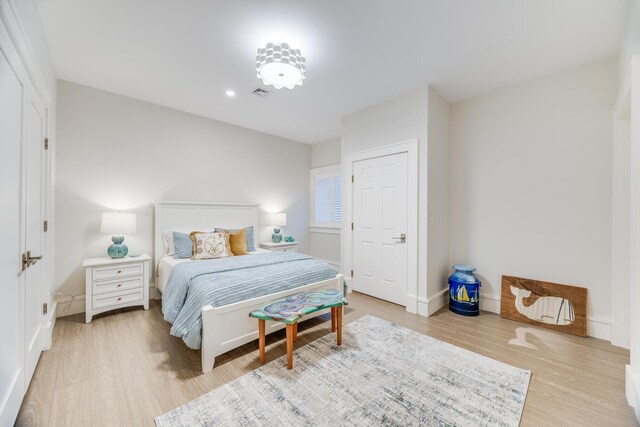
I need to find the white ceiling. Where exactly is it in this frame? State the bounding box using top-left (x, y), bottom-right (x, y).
top-left (38, 0), bottom-right (629, 143)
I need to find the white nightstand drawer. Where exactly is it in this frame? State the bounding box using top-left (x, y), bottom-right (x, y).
top-left (92, 288), bottom-right (143, 310)
top-left (93, 276), bottom-right (143, 295)
top-left (92, 262), bottom-right (143, 281)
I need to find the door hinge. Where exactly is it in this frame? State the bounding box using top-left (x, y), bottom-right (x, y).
top-left (42, 302), bottom-right (48, 315)
top-left (351, 175), bottom-right (354, 183)
top-left (43, 220), bottom-right (48, 232)
top-left (44, 138), bottom-right (49, 150)
top-left (351, 222), bottom-right (354, 230)
top-left (350, 270), bottom-right (353, 277)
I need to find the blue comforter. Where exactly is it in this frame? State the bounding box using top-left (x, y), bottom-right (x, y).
top-left (162, 252), bottom-right (338, 349)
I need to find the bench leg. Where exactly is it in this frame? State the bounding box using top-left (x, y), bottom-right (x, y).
top-left (259, 319), bottom-right (265, 364)
top-left (286, 323), bottom-right (294, 369)
top-left (331, 307), bottom-right (336, 332)
top-left (337, 306), bottom-right (343, 346)
top-left (293, 322), bottom-right (298, 343)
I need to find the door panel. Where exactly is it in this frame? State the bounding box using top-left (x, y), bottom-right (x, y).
top-left (24, 87), bottom-right (45, 384)
top-left (0, 50), bottom-right (25, 427)
top-left (352, 152), bottom-right (408, 305)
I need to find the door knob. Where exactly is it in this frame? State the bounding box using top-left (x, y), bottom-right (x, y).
top-left (22, 250), bottom-right (43, 271)
top-left (392, 233), bottom-right (406, 243)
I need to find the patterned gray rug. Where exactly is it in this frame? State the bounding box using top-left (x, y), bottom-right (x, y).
top-left (156, 315), bottom-right (530, 427)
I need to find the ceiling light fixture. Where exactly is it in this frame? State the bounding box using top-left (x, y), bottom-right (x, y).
top-left (256, 42), bottom-right (306, 90)
top-left (225, 89), bottom-right (236, 97)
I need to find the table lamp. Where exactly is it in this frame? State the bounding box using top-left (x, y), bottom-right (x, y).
top-left (265, 212), bottom-right (287, 243)
top-left (100, 212), bottom-right (136, 258)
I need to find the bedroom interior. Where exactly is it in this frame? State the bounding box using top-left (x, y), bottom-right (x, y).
top-left (2, 0), bottom-right (640, 426)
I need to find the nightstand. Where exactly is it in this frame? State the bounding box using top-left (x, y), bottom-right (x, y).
top-left (83, 254), bottom-right (151, 323)
top-left (260, 241), bottom-right (299, 252)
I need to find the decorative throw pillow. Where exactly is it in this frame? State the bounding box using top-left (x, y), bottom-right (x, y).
top-left (218, 228), bottom-right (248, 256)
top-left (189, 231), bottom-right (232, 260)
top-left (215, 226), bottom-right (256, 251)
top-left (173, 231), bottom-right (194, 259)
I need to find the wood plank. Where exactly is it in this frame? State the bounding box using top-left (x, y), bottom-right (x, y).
top-left (15, 293), bottom-right (636, 426)
top-left (88, 316), bottom-right (134, 427)
top-left (49, 380), bottom-right (91, 427)
top-left (54, 315), bottom-right (90, 390)
top-left (14, 384), bottom-right (54, 427)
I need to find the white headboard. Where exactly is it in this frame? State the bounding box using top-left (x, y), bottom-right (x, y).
top-left (153, 201), bottom-right (260, 264)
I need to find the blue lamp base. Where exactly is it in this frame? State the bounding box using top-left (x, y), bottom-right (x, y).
top-left (271, 227), bottom-right (283, 243)
top-left (108, 234), bottom-right (129, 259)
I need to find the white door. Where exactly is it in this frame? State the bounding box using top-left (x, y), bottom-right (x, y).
top-left (0, 49), bottom-right (26, 427)
top-left (24, 84), bottom-right (47, 384)
top-left (352, 152), bottom-right (408, 305)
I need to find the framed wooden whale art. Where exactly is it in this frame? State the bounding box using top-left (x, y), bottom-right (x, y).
top-left (500, 275), bottom-right (587, 337)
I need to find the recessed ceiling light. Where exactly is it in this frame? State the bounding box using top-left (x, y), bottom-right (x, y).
top-left (225, 90), bottom-right (236, 97)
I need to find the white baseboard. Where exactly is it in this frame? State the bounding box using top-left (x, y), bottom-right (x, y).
top-left (480, 293), bottom-right (502, 313)
top-left (426, 288), bottom-right (449, 316)
top-left (54, 294), bottom-right (86, 317)
top-left (406, 289), bottom-right (448, 317)
top-left (41, 302), bottom-right (57, 350)
top-left (481, 293), bottom-right (612, 341)
top-left (626, 365), bottom-right (640, 423)
top-left (417, 297), bottom-right (428, 316)
top-left (587, 317), bottom-right (612, 341)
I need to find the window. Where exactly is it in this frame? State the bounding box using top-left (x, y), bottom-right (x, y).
top-left (310, 164), bottom-right (341, 229)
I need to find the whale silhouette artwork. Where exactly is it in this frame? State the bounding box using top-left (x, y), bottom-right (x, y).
top-left (509, 285), bottom-right (574, 325)
top-left (500, 275), bottom-right (587, 336)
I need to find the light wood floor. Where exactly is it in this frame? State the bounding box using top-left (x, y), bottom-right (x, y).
top-left (16, 292), bottom-right (636, 427)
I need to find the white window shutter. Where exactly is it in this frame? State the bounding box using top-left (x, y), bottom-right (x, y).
top-left (314, 176), bottom-right (332, 223)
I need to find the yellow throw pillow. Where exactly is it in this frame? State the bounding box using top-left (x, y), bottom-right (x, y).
top-left (189, 231), bottom-right (233, 260)
top-left (223, 228), bottom-right (248, 256)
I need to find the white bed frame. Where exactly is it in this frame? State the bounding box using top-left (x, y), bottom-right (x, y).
top-left (153, 201), bottom-right (343, 373)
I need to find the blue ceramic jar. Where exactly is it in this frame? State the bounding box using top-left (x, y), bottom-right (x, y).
top-left (448, 265), bottom-right (481, 316)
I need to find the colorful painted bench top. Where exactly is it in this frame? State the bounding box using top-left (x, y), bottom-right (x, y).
top-left (249, 289), bottom-right (348, 324)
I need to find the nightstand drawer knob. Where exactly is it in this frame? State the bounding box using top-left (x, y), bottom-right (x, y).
top-left (117, 270), bottom-right (122, 274)
top-left (117, 284), bottom-right (122, 287)
top-left (118, 297), bottom-right (122, 301)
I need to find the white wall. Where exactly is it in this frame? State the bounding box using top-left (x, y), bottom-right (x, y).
top-left (309, 138), bottom-right (342, 268)
top-left (426, 87), bottom-right (450, 311)
top-left (449, 58), bottom-right (618, 339)
top-left (311, 138), bottom-right (341, 168)
top-left (54, 81), bottom-right (311, 310)
top-left (342, 88), bottom-right (427, 313)
top-left (612, 115), bottom-right (630, 348)
top-left (620, 0), bottom-right (640, 86)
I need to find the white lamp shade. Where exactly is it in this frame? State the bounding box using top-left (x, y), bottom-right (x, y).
top-left (100, 212), bottom-right (137, 234)
top-left (263, 212), bottom-right (287, 227)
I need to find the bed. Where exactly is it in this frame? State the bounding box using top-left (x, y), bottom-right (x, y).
top-left (153, 201), bottom-right (344, 373)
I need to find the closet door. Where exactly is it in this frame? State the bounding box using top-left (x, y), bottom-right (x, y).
top-left (23, 84), bottom-right (46, 384)
top-left (0, 49), bottom-right (26, 427)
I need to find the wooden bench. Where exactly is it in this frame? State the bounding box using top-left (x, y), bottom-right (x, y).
top-left (249, 289), bottom-right (348, 369)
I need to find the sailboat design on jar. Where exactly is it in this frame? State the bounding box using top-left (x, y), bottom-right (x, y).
top-left (448, 265), bottom-right (481, 316)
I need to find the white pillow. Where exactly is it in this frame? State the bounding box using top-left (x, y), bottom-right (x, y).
top-left (162, 231), bottom-right (175, 255)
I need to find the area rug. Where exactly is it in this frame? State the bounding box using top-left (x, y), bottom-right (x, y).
top-left (155, 315), bottom-right (530, 427)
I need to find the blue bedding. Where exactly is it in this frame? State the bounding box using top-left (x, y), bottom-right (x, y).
top-left (162, 252), bottom-right (338, 349)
